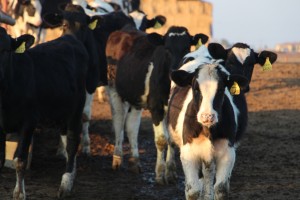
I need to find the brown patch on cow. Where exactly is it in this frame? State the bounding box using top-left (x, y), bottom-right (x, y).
top-left (192, 134), bottom-right (209, 145)
top-left (106, 31), bottom-right (139, 61)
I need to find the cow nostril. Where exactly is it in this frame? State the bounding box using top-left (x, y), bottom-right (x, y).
top-left (200, 113), bottom-right (215, 123)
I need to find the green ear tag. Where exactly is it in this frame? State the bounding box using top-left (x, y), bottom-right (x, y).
top-left (88, 19), bottom-right (98, 30)
top-left (195, 39), bottom-right (202, 50)
top-left (15, 42), bottom-right (26, 53)
top-left (262, 57), bottom-right (272, 71)
top-left (230, 81), bottom-right (240, 95)
top-left (153, 21), bottom-right (162, 29)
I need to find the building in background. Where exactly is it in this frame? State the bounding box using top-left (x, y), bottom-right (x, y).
top-left (140, 0), bottom-right (213, 39)
top-left (275, 42), bottom-right (300, 53)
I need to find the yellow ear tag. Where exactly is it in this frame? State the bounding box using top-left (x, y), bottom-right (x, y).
top-left (15, 42), bottom-right (26, 53)
top-left (153, 21), bottom-right (162, 29)
top-left (88, 19), bottom-right (98, 30)
top-left (230, 81), bottom-right (240, 95)
top-left (262, 57), bottom-right (272, 71)
top-left (195, 39), bottom-right (203, 50)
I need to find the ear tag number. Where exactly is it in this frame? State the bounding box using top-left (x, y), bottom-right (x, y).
top-left (195, 39), bottom-right (202, 50)
top-left (15, 42), bottom-right (26, 53)
top-left (262, 57), bottom-right (272, 71)
top-left (230, 81), bottom-right (240, 95)
top-left (88, 19), bottom-right (98, 30)
top-left (154, 21), bottom-right (162, 29)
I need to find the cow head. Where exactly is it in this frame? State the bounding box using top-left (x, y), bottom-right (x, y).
top-left (0, 27), bottom-right (35, 53)
top-left (43, 3), bottom-right (102, 32)
top-left (164, 26), bottom-right (209, 71)
top-left (208, 43), bottom-right (277, 92)
top-left (171, 62), bottom-right (248, 127)
top-left (129, 10), bottom-right (166, 31)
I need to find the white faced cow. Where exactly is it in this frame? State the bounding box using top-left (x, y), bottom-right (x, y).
top-left (168, 61), bottom-right (248, 200)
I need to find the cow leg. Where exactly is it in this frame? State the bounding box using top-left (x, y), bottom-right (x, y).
top-left (107, 86), bottom-right (129, 170)
top-left (125, 107), bottom-right (142, 173)
top-left (201, 162), bottom-right (215, 200)
top-left (0, 127), bottom-right (5, 171)
top-left (97, 86), bottom-right (108, 103)
top-left (13, 127), bottom-right (34, 200)
top-left (213, 139), bottom-right (235, 200)
top-left (81, 92), bottom-right (94, 155)
top-left (153, 119), bottom-right (168, 184)
top-left (165, 143), bottom-right (177, 184)
top-left (57, 135), bottom-right (67, 159)
top-left (57, 128), bottom-right (80, 198)
top-left (180, 149), bottom-right (202, 200)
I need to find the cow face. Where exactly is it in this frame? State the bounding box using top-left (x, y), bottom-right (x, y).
top-left (171, 63), bottom-right (248, 127)
top-left (164, 26), bottom-right (209, 71)
top-left (208, 43), bottom-right (277, 92)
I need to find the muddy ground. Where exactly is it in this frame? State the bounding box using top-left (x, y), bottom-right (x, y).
top-left (0, 61), bottom-right (299, 200)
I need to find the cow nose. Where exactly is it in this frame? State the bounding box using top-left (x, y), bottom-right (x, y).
top-left (200, 113), bottom-right (216, 124)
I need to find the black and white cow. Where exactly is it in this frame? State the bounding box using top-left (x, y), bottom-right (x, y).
top-left (0, 4), bottom-right (98, 198)
top-left (182, 42), bottom-right (277, 142)
top-left (80, 9), bottom-right (167, 155)
top-left (168, 61), bottom-right (249, 200)
top-left (105, 25), bottom-right (208, 183)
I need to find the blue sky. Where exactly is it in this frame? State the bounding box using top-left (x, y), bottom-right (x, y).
top-left (205, 0), bottom-right (300, 50)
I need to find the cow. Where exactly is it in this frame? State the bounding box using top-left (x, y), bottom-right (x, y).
top-left (80, 8), bottom-right (167, 155)
top-left (164, 44), bottom-right (277, 199)
top-left (0, 3), bottom-right (100, 198)
top-left (105, 25), bottom-right (209, 184)
top-left (167, 60), bottom-right (249, 200)
top-left (180, 42), bottom-right (277, 142)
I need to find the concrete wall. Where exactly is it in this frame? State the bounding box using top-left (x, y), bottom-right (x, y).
top-left (140, 0), bottom-right (213, 38)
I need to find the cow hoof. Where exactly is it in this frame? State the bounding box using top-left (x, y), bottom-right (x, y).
top-left (165, 162), bottom-right (177, 184)
top-left (81, 146), bottom-right (91, 156)
top-left (155, 176), bottom-right (166, 185)
top-left (112, 155), bottom-right (122, 170)
top-left (56, 148), bottom-right (67, 160)
top-left (128, 157), bottom-right (141, 174)
top-left (13, 191), bottom-right (25, 200)
top-left (57, 187), bottom-right (71, 199)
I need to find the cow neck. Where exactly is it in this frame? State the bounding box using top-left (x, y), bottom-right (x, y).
top-left (0, 52), bottom-right (13, 92)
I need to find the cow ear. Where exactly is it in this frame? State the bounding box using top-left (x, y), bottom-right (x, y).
top-left (43, 13), bottom-right (63, 28)
top-left (152, 15), bottom-right (167, 29)
top-left (88, 15), bottom-right (102, 30)
top-left (208, 43), bottom-right (227, 60)
top-left (147, 33), bottom-right (164, 46)
top-left (255, 51), bottom-right (277, 71)
top-left (190, 33), bottom-right (209, 49)
top-left (226, 74), bottom-right (249, 95)
top-left (171, 70), bottom-right (195, 87)
top-left (14, 34), bottom-right (35, 53)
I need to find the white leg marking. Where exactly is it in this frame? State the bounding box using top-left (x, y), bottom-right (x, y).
top-left (59, 157), bottom-right (77, 197)
top-left (81, 92), bottom-right (94, 155)
top-left (13, 158), bottom-right (26, 200)
top-left (125, 107), bottom-right (142, 158)
top-left (107, 86), bottom-right (129, 169)
top-left (57, 135), bottom-right (68, 159)
top-left (153, 120), bottom-right (168, 183)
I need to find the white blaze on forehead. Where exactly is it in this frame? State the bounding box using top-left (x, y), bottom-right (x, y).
top-left (141, 62), bottom-right (154, 104)
top-left (129, 10), bottom-right (145, 29)
top-left (232, 47), bottom-right (251, 64)
top-left (197, 64), bottom-right (219, 122)
top-left (168, 31), bottom-right (187, 37)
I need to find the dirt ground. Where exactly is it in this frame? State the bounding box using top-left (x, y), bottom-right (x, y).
top-left (0, 61), bottom-right (299, 200)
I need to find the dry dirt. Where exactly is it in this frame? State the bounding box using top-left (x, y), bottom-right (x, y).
top-left (0, 61), bottom-right (299, 200)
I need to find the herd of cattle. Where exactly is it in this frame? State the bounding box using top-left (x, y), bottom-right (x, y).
top-left (0, 0), bottom-right (278, 199)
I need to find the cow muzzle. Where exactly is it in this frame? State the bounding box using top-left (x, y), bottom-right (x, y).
top-left (199, 113), bottom-right (217, 127)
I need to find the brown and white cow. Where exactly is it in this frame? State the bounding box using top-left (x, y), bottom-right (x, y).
top-left (105, 26), bottom-right (208, 184)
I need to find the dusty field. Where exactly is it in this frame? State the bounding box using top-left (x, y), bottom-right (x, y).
top-left (0, 61), bottom-right (299, 200)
